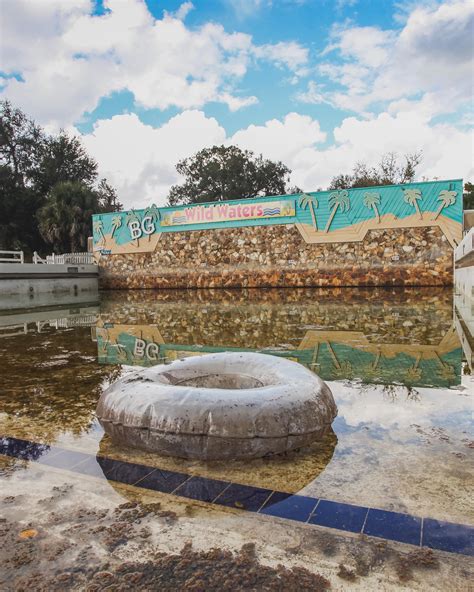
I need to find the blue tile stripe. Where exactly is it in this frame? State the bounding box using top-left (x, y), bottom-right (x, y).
top-left (1, 435), bottom-right (472, 556)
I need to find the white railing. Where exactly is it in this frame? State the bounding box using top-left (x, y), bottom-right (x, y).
top-left (0, 250), bottom-right (24, 264)
top-left (454, 227), bottom-right (474, 263)
top-left (33, 251), bottom-right (95, 265)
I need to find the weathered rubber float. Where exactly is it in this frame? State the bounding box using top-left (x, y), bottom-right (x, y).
top-left (96, 352), bottom-right (337, 460)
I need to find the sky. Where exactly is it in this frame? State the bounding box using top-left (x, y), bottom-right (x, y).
top-left (1, 0), bottom-right (473, 208)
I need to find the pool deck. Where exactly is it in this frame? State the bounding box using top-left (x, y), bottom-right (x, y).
top-left (0, 262), bottom-right (98, 280)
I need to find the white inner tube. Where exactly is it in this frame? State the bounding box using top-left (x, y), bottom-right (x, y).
top-left (96, 352), bottom-right (337, 460)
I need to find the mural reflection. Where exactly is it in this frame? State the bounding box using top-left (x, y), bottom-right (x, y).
top-left (94, 287), bottom-right (462, 389)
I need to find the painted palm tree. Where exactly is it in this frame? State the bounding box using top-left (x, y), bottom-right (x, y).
top-left (363, 348), bottom-right (383, 382)
top-left (325, 341), bottom-right (353, 380)
top-left (403, 188), bottom-right (423, 220)
top-left (433, 351), bottom-right (456, 381)
top-left (405, 352), bottom-right (423, 382)
top-left (115, 343), bottom-right (129, 363)
top-left (97, 327), bottom-right (110, 357)
top-left (144, 203), bottom-right (161, 242)
top-left (363, 192), bottom-right (381, 223)
top-left (324, 190), bottom-right (350, 232)
top-left (298, 193), bottom-right (319, 231)
top-left (93, 218), bottom-right (105, 245)
top-left (110, 215), bottom-right (122, 239)
top-left (433, 190), bottom-right (457, 220)
top-left (125, 209), bottom-right (141, 247)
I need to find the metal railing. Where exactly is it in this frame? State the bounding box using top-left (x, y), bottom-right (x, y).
top-left (33, 251), bottom-right (95, 265)
top-left (0, 250), bottom-right (24, 264)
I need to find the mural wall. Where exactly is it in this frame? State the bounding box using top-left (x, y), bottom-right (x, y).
top-left (93, 179), bottom-right (463, 288)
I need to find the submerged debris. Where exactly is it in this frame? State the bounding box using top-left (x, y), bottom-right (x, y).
top-left (395, 548), bottom-right (440, 582)
top-left (337, 563), bottom-right (357, 581)
top-left (8, 537), bottom-right (331, 592)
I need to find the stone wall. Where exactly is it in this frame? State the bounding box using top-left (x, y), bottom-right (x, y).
top-left (98, 224), bottom-right (453, 289)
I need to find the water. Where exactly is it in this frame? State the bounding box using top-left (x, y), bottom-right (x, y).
top-left (0, 287), bottom-right (472, 590)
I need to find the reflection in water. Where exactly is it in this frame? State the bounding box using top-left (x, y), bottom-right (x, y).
top-left (98, 429), bottom-right (338, 493)
top-left (95, 287), bottom-right (462, 388)
top-left (0, 305), bottom-right (120, 444)
top-left (0, 287), bottom-right (471, 524)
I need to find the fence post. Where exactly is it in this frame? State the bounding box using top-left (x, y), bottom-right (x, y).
top-left (20, 251), bottom-right (24, 264)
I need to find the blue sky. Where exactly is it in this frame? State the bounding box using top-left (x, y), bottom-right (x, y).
top-left (1, 0), bottom-right (472, 207)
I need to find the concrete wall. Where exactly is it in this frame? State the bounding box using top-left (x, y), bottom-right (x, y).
top-left (0, 277), bottom-right (98, 310)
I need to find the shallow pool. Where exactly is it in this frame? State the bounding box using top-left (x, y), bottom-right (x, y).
top-left (1, 287), bottom-right (472, 590)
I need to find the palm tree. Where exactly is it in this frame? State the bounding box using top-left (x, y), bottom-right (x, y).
top-left (110, 215), bottom-right (122, 239)
top-left (93, 218), bottom-right (105, 246)
top-left (363, 192), bottom-right (381, 223)
top-left (433, 190), bottom-right (457, 220)
top-left (38, 181), bottom-right (98, 253)
top-left (324, 190), bottom-right (350, 232)
top-left (298, 193), bottom-right (319, 230)
top-left (144, 204), bottom-right (161, 241)
top-left (403, 188), bottom-right (423, 219)
top-left (125, 209), bottom-right (141, 246)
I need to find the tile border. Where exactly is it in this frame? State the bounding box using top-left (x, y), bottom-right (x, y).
top-left (1, 435), bottom-right (472, 557)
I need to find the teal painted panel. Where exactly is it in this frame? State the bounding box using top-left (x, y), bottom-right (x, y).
top-left (92, 179), bottom-right (463, 249)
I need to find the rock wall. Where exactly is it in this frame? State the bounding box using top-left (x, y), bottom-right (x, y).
top-left (98, 224), bottom-right (453, 289)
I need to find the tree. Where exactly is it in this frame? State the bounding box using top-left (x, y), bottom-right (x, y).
top-left (463, 182), bottom-right (474, 210)
top-left (0, 100), bottom-right (44, 184)
top-left (37, 181), bottom-right (99, 253)
top-left (329, 152), bottom-right (422, 190)
top-left (96, 178), bottom-right (122, 213)
top-left (0, 100), bottom-right (122, 254)
top-left (33, 132), bottom-right (98, 195)
top-left (167, 145), bottom-right (291, 206)
top-left (0, 164), bottom-right (46, 252)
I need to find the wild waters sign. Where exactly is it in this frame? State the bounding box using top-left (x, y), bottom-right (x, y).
top-left (161, 200), bottom-right (295, 227)
top-left (92, 179), bottom-right (463, 254)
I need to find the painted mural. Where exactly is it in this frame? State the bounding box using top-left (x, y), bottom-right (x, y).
top-left (92, 179), bottom-right (463, 255)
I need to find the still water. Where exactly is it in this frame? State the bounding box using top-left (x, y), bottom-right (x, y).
top-left (0, 287), bottom-right (472, 590)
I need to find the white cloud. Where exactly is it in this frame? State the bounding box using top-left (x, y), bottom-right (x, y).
top-left (316, 0), bottom-right (474, 117)
top-left (81, 111), bottom-right (226, 208)
top-left (167, 1), bottom-right (195, 20)
top-left (81, 108), bottom-right (472, 209)
top-left (0, 0), bottom-right (308, 128)
top-left (295, 81), bottom-right (328, 104)
top-left (231, 112), bottom-right (326, 164)
top-left (253, 41), bottom-right (309, 75)
top-left (231, 109), bottom-right (473, 191)
top-left (227, 0), bottom-right (272, 18)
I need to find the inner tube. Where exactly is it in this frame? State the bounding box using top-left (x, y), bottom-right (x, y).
top-left (96, 352), bottom-right (337, 460)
